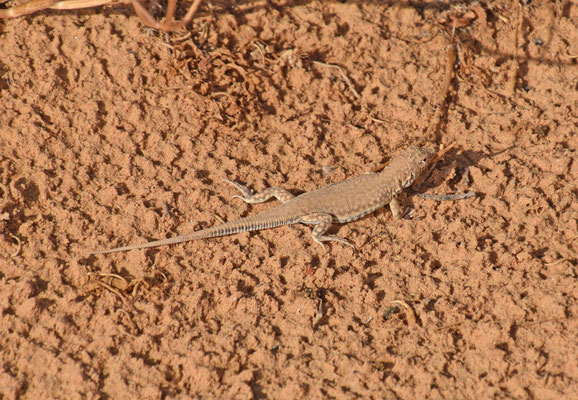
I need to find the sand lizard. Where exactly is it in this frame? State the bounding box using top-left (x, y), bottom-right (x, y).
top-left (90, 146), bottom-right (441, 254)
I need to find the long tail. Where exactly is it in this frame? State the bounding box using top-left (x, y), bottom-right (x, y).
top-left (90, 207), bottom-right (297, 255)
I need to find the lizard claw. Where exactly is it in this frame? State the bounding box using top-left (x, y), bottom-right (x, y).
top-left (316, 241), bottom-right (328, 253)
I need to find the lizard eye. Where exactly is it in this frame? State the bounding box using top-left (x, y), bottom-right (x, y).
top-left (420, 157), bottom-right (429, 165)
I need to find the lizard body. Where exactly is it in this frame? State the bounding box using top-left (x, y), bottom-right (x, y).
top-left (90, 146), bottom-right (437, 254)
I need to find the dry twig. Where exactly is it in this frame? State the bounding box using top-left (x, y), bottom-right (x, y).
top-left (419, 192), bottom-right (476, 201)
top-left (425, 41), bottom-right (456, 140)
top-left (508, 0), bottom-right (522, 96)
top-left (0, 182), bottom-right (9, 208)
top-left (0, 0), bottom-right (204, 32)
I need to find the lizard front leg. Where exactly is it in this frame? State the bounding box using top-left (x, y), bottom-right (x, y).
top-left (299, 213), bottom-right (355, 251)
top-left (223, 180), bottom-right (295, 204)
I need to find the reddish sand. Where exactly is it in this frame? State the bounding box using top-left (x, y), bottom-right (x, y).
top-left (1, 0), bottom-right (576, 398)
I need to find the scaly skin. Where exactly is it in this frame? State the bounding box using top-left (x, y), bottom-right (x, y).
top-left (90, 146), bottom-right (437, 254)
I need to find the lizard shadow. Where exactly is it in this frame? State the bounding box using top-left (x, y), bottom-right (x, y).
top-left (400, 147), bottom-right (500, 211)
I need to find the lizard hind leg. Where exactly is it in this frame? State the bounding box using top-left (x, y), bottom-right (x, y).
top-left (223, 180), bottom-right (295, 204)
top-left (389, 197), bottom-right (404, 219)
top-left (299, 213), bottom-right (356, 252)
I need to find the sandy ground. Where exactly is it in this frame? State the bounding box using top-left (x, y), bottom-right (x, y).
top-left (1, 0), bottom-right (577, 398)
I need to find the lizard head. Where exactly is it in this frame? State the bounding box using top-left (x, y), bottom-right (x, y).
top-left (396, 146), bottom-right (438, 188)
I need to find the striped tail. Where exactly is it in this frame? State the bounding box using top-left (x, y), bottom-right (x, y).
top-left (89, 207), bottom-right (298, 255)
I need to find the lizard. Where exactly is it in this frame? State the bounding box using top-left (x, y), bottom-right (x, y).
top-left (90, 145), bottom-right (444, 255)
